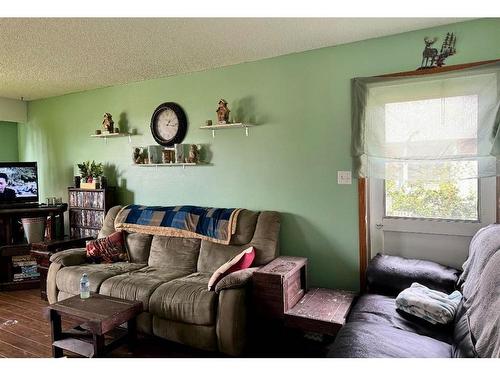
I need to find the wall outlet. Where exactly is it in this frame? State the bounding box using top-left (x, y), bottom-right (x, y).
top-left (337, 171), bottom-right (352, 185)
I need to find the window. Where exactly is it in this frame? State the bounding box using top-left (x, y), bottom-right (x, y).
top-left (385, 172), bottom-right (479, 221)
top-left (383, 95), bottom-right (480, 221)
top-left (352, 62), bottom-right (500, 262)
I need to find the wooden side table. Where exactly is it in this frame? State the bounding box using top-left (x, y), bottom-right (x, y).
top-left (253, 256), bottom-right (357, 337)
top-left (30, 236), bottom-right (93, 300)
top-left (253, 256), bottom-right (308, 319)
top-left (44, 293), bottom-right (143, 358)
top-left (284, 288), bottom-right (356, 336)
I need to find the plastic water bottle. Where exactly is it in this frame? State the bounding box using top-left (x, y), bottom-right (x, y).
top-left (80, 273), bottom-right (90, 299)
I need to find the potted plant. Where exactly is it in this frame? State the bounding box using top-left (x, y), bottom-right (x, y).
top-left (77, 161), bottom-right (104, 189)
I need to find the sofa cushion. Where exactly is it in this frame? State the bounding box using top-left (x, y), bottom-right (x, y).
top-left (99, 266), bottom-right (189, 311)
top-left (148, 236), bottom-right (200, 272)
top-left (230, 209), bottom-right (259, 245)
top-left (249, 211), bottom-right (280, 266)
top-left (125, 232), bottom-right (153, 263)
top-left (55, 262), bottom-right (145, 295)
top-left (348, 294), bottom-right (453, 344)
top-left (328, 321), bottom-right (452, 358)
top-left (197, 241), bottom-right (250, 273)
top-left (366, 253), bottom-right (460, 296)
top-left (149, 272), bottom-right (217, 325)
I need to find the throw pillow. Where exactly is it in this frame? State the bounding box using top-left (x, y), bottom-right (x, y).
top-left (86, 231), bottom-right (129, 263)
top-left (208, 247), bottom-right (255, 291)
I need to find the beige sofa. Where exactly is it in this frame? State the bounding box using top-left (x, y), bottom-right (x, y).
top-left (46, 206), bottom-right (280, 356)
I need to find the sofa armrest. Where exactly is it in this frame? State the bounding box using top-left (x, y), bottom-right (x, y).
top-left (49, 248), bottom-right (88, 267)
top-left (214, 267), bottom-right (260, 294)
top-left (366, 253), bottom-right (460, 296)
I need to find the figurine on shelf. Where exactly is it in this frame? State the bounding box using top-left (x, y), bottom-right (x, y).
top-left (187, 144), bottom-right (200, 164)
top-left (216, 99), bottom-right (230, 124)
top-left (133, 147), bottom-right (146, 164)
top-left (165, 149), bottom-right (176, 163)
top-left (102, 113), bottom-right (114, 133)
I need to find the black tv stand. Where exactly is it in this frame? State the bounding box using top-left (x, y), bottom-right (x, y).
top-left (0, 204), bottom-right (67, 291)
top-left (0, 202), bottom-right (41, 209)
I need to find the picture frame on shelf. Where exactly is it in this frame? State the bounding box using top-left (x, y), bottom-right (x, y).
top-left (148, 145), bottom-right (163, 164)
top-left (131, 144), bottom-right (203, 167)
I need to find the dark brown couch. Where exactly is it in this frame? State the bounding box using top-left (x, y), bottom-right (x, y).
top-left (328, 224), bottom-right (500, 358)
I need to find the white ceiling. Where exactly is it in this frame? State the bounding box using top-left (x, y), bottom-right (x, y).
top-left (0, 18), bottom-right (470, 100)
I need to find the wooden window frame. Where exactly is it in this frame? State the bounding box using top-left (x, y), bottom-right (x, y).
top-left (357, 59), bottom-right (500, 291)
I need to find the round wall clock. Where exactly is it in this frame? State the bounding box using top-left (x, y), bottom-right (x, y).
top-left (150, 102), bottom-right (188, 147)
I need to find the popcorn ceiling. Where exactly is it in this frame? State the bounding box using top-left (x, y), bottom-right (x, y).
top-left (0, 18), bottom-right (468, 100)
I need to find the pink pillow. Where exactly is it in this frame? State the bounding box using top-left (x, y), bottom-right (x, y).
top-left (208, 247), bottom-right (255, 291)
top-left (86, 231), bottom-right (129, 263)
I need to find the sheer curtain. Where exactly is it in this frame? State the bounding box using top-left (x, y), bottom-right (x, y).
top-left (352, 61), bottom-right (500, 182)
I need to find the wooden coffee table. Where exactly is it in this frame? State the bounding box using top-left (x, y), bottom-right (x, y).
top-left (44, 293), bottom-right (143, 358)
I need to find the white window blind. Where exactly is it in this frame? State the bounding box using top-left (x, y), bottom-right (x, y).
top-left (352, 62), bottom-right (500, 182)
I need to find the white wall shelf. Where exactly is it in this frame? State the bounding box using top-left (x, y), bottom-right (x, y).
top-left (132, 162), bottom-right (198, 169)
top-left (199, 123), bottom-right (253, 138)
top-left (90, 132), bottom-right (132, 144)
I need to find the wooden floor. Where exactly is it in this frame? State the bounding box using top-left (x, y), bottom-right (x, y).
top-left (0, 288), bottom-right (54, 357)
top-left (0, 288), bottom-right (333, 358)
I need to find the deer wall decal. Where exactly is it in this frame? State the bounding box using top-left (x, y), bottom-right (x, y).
top-left (418, 33), bottom-right (457, 70)
top-left (421, 37), bottom-right (438, 68)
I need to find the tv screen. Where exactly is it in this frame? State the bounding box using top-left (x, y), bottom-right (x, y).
top-left (0, 162), bottom-right (39, 204)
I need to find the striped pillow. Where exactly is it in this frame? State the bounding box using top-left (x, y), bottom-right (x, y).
top-left (86, 231), bottom-right (129, 263)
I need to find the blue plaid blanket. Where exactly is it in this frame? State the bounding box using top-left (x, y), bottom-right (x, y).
top-left (114, 205), bottom-right (242, 244)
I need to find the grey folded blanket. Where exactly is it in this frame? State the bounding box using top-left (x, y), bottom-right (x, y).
top-left (395, 282), bottom-right (462, 325)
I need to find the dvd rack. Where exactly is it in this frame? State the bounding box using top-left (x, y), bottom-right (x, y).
top-left (68, 187), bottom-right (114, 239)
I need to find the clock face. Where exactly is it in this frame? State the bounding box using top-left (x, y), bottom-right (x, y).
top-left (150, 102), bottom-right (187, 146)
top-left (156, 109), bottom-right (179, 141)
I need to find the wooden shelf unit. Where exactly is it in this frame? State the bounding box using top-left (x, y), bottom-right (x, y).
top-left (0, 204), bottom-right (67, 291)
top-left (68, 187), bottom-right (115, 238)
top-left (132, 162), bottom-right (197, 168)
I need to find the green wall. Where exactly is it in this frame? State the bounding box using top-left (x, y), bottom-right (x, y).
top-left (0, 121), bottom-right (19, 161)
top-left (18, 19), bottom-right (500, 290)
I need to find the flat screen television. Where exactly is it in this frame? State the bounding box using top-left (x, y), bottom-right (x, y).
top-left (0, 162), bottom-right (39, 205)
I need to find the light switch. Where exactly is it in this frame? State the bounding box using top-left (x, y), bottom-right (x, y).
top-left (337, 171), bottom-right (352, 185)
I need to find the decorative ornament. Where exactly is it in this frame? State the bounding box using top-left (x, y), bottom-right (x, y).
top-left (102, 113), bottom-right (114, 133)
top-left (216, 99), bottom-right (230, 124)
top-left (187, 144), bottom-right (200, 164)
top-left (418, 33), bottom-right (456, 70)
